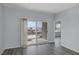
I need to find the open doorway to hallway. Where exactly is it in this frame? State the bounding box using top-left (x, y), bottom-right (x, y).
top-left (55, 21), bottom-right (61, 38)
top-left (55, 21), bottom-right (61, 47)
top-left (24, 20), bottom-right (48, 45)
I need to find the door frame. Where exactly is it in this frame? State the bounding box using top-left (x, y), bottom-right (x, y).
top-left (20, 17), bottom-right (48, 47)
top-left (20, 17), bottom-right (27, 47)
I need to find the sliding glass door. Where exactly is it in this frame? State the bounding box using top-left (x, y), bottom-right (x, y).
top-left (24, 20), bottom-right (48, 45)
top-left (27, 21), bottom-right (37, 45)
top-left (37, 21), bottom-right (48, 44)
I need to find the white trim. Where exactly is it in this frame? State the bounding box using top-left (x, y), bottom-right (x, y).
top-left (0, 49), bottom-right (5, 55)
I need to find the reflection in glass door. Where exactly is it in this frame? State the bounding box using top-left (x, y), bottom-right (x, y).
top-left (24, 20), bottom-right (48, 45)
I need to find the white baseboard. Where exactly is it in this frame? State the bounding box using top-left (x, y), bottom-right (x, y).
top-left (0, 49), bottom-right (5, 55)
top-left (61, 45), bottom-right (79, 55)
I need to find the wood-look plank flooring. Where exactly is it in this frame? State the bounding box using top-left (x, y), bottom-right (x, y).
top-left (1, 38), bottom-right (74, 55)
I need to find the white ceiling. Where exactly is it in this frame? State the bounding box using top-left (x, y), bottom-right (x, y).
top-left (14, 3), bottom-right (78, 13)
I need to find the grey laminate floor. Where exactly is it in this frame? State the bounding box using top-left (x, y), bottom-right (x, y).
top-left (2, 38), bottom-right (72, 55)
top-left (23, 44), bottom-right (70, 55)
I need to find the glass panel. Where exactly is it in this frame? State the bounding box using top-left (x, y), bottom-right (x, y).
top-left (26, 21), bottom-right (37, 45)
top-left (37, 21), bottom-right (48, 44)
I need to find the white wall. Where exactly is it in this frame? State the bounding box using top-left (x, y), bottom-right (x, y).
top-left (0, 4), bottom-right (5, 54)
top-left (3, 5), bottom-right (54, 49)
top-left (0, 4), bottom-right (5, 49)
top-left (0, 5), bottom-right (3, 49)
top-left (56, 6), bottom-right (79, 53)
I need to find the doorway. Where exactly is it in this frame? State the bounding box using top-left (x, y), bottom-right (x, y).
top-left (55, 21), bottom-right (61, 38)
top-left (24, 20), bottom-right (48, 45)
top-left (54, 21), bottom-right (61, 47)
